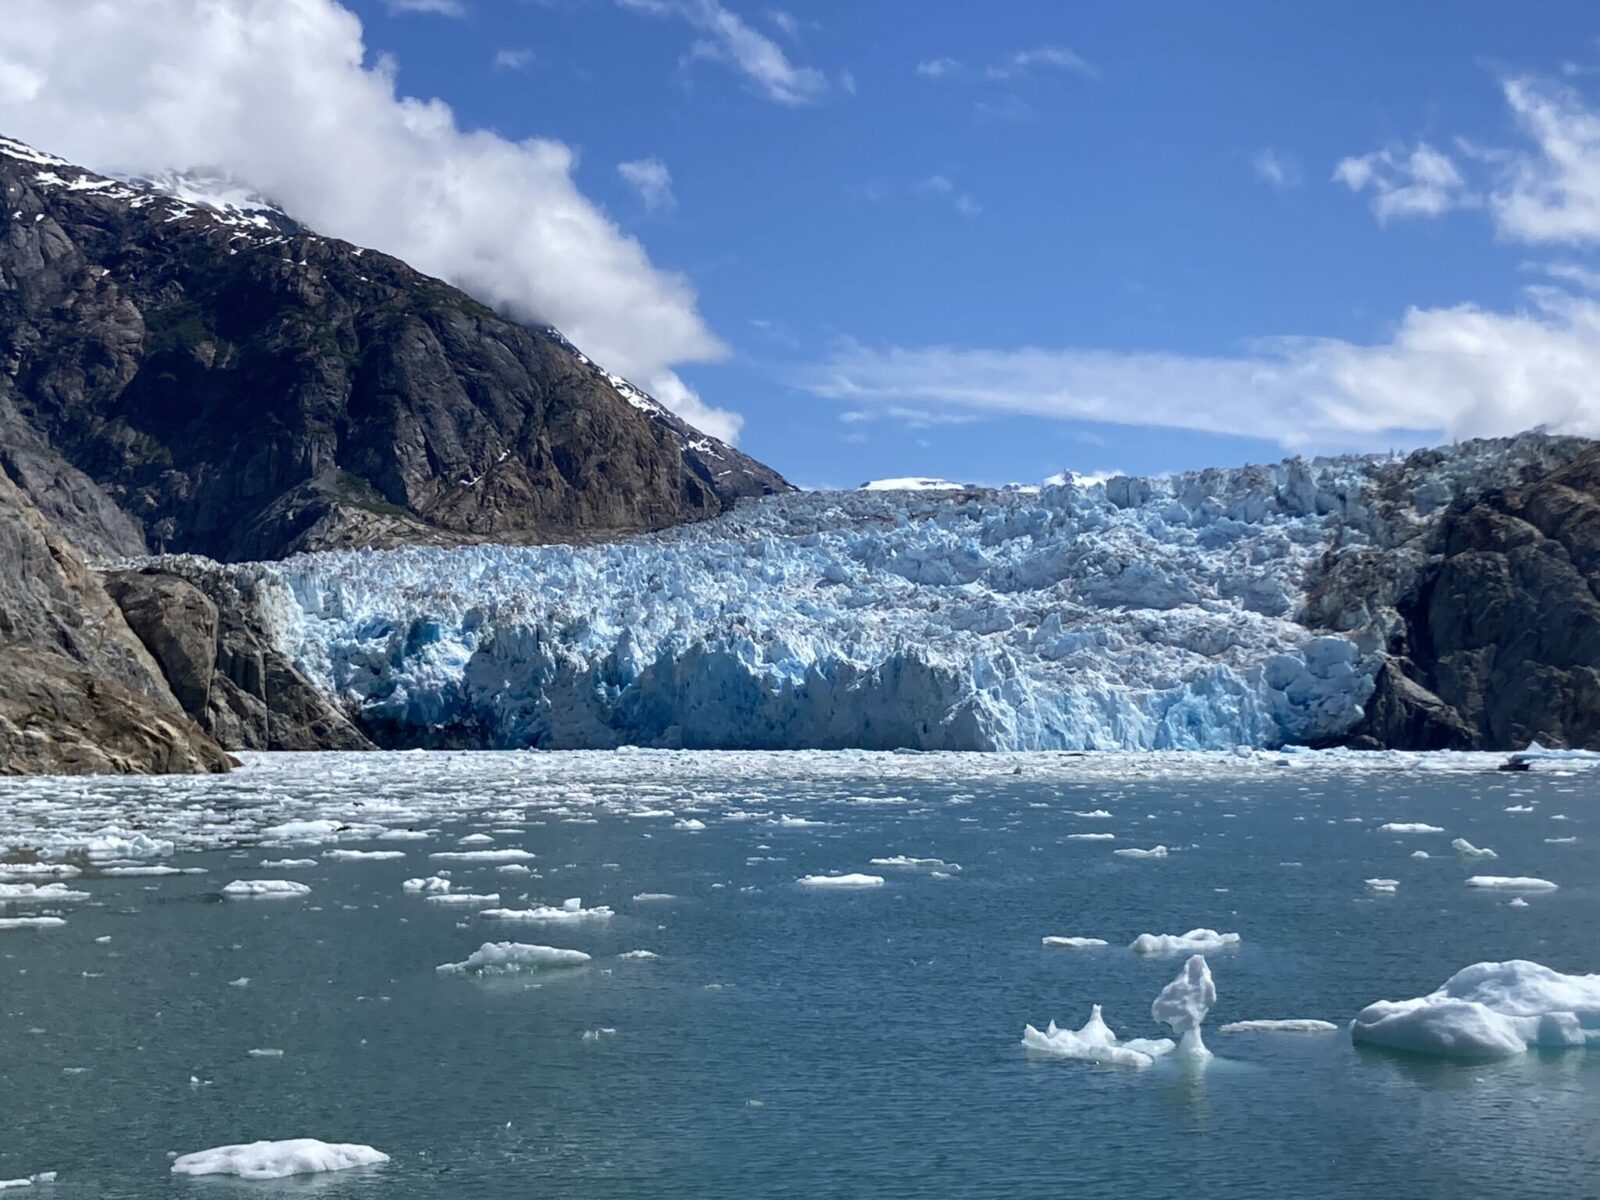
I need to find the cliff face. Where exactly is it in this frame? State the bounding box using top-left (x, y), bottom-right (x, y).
top-left (0, 135), bottom-right (788, 562)
top-left (0, 463), bottom-right (232, 775)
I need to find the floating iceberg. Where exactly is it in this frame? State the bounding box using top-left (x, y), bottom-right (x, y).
top-left (0, 882), bottom-right (89, 902)
top-left (0, 917), bottom-right (66, 930)
top-left (868, 856), bottom-right (957, 871)
top-left (1021, 1004), bottom-right (1175, 1068)
top-left (797, 873), bottom-right (884, 888)
top-left (1465, 876), bottom-right (1558, 891)
top-left (1065, 833), bottom-right (1115, 841)
top-left (1130, 929), bottom-right (1240, 955)
top-left (481, 898), bottom-right (613, 922)
top-left (170, 1139), bottom-right (388, 1180)
top-left (425, 892), bottom-right (500, 906)
top-left (1365, 878), bottom-right (1399, 893)
top-left (261, 858), bottom-right (317, 869)
top-left (1378, 823), bottom-right (1443, 834)
top-left (1219, 1019), bottom-right (1337, 1033)
top-left (436, 942), bottom-right (592, 975)
top-left (1113, 845), bottom-right (1168, 859)
top-left (323, 849), bottom-right (407, 862)
top-left (428, 849), bottom-right (536, 863)
top-left (222, 880), bottom-right (311, 898)
top-left (1351, 960), bottom-right (1600, 1058)
top-left (1451, 838), bottom-right (1497, 859)
top-left (1042, 936), bottom-right (1108, 949)
top-left (1152, 954), bottom-right (1216, 1062)
top-left (402, 876), bottom-right (451, 893)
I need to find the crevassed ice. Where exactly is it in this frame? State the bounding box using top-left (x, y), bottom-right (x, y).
top-left (242, 440), bottom-right (1569, 751)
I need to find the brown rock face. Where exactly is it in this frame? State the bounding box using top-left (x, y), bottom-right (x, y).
top-left (0, 464), bottom-right (231, 775)
top-left (0, 137), bottom-right (789, 562)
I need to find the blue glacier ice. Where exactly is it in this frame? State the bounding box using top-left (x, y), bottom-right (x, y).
top-left (228, 437), bottom-right (1569, 751)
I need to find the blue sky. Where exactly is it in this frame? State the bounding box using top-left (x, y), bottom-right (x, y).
top-left (8, 1), bottom-right (1600, 487)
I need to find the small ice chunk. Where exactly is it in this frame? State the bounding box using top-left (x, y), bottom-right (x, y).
top-left (1021, 1004), bottom-right (1175, 1068)
top-left (481, 900), bottom-right (613, 922)
top-left (1410, 851), bottom-right (1430, 860)
top-left (402, 876), bottom-right (451, 893)
top-left (261, 858), bottom-right (317, 869)
top-left (222, 880), bottom-right (310, 898)
top-left (170, 1139), bottom-right (388, 1179)
top-left (96, 865), bottom-right (203, 877)
top-left (458, 833), bottom-right (495, 845)
top-left (0, 882), bottom-right (89, 902)
top-left (1152, 954), bottom-right (1215, 1061)
top-left (1065, 833), bottom-right (1115, 841)
top-left (1365, 878), bottom-right (1399, 893)
top-left (1451, 838), bottom-right (1498, 859)
top-left (1379, 823), bottom-right (1444, 834)
top-left (323, 850), bottom-right (406, 862)
top-left (1218, 1019), bottom-right (1337, 1033)
top-left (1113, 845), bottom-right (1168, 859)
top-left (1071, 810), bottom-right (1113, 818)
top-left (673, 819), bottom-right (707, 831)
top-left (797, 873), bottom-right (884, 888)
top-left (868, 856), bottom-right (957, 871)
top-left (1465, 876), bottom-right (1558, 891)
top-left (436, 942), bottom-right (592, 975)
top-left (618, 949), bottom-right (659, 959)
top-left (1508, 897), bottom-right (1530, 908)
top-left (425, 892), bottom-right (500, 906)
top-left (633, 892), bottom-right (677, 902)
top-left (0, 917), bottom-right (67, 930)
top-left (1130, 929), bottom-right (1240, 955)
top-left (259, 819), bottom-right (344, 843)
top-left (581, 1027), bottom-right (617, 1041)
top-left (428, 849), bottom-right (536, 863)
top-left (247, 1048), bottom-right (284, 1057)
top-left (1042, 936), bottom-right (1108, 949)
top-left (497, 864), bottom-right (532, 874)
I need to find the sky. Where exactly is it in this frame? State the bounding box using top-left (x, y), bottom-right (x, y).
top-left (6, 2), bottom-right (1600, 487)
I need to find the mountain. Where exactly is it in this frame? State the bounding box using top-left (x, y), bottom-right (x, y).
top-left (0, 134), bottom-right (788, 562)
top-left (154, 433), bottom-right (1595, 753)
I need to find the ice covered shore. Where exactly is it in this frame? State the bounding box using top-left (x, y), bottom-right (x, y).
top-left (232, 437), bottom-right (1572, 751)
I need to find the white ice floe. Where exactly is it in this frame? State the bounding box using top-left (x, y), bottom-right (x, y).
top-left (0, 917), bottom-right (66, 930)
top-left (1379, 823), bottom-right (1444, 834)
top-left (1451, 838), bottom-right (1497, 859)
top-left (222, 880), bottom-right (311, 898)
top-left (95, 865), bottom-right (203, 877)
top-left (1065, 833), bottom-right (1115, 842)
top-left (0, 1174), bottom-right (57, 1189)
top-left (1466, 876), bottom-right (1558, 891)
top-left (436, 942), bottom-right (592, 975)
top-left (673, 819), bottom-right (707, 831)
top-left (1509, 897), bottom-right (1530, 908)
top-left (1351, 960), bottom-right (1600, 1058)
top-left (261, 858), bottom-right (317, 869)
top-left (618, 950), bottom-right (659, 959)
top-left (1071, 810), bottom-right (1114, 819)
top-left (428, 849), bottom-right (536, 863)
top-left (0, 882), bottom-right (89, 902)
top-left (1410, 851), bottom-right (1430, 859)
top-left (247, 1048), bottom-right (285, 1057)
top-left (1130, 929), bottom-right (1240, 955)
top-left (868, 856), bottom-right (958, 871)
top-left (425, 892), bottom-right (500, 906)
top-left (458, 833), bottom-right (495, 845)
top-left (1219, 1019), bottom-right (1338, 1033)
top-left (83, 830), bottom-right (173, 860)
top-left (797, 873), bottom-right (885, 887)
top-left (259, 819), bottom-right (345, 843)
top-left (1021, 1004), bottom-right (1176, 1068)
top-left (0, 863), bottom-right (80, 878)
top-left (1365, 878), bottom-right (1399, 893)
top-left (170, 1139), bottom-right (389, 1180)
top-left (1152, 954), bottom-right (1216, 1061)
top-left (481, 898), bottom-right (613, 922)
top-left (1113, 845), bottom-right (1168, 859)
top-left (1546, 837), bottom-right (1578, 844)
top-left (633, 892), bottom-right (677, 902)
top-left (324, 849), bottom-right (406, 862)
top-left (1042, 936), bottom-right (1108, 949)
top-left (581, 1027), bottom-right (618, 1041)
top-left (402, 876), bottom-right (451, 893)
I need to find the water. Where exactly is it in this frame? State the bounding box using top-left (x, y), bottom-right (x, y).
top-left (2, 750), bottom-right (1597, 1198)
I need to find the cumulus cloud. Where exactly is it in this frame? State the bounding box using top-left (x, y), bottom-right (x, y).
top-left (1493, 76), bottom-right (1600, 243)
top-left (1334, 141), bottom-right (1471, 223)
top-left (645, 371), bottom-right (743, 444)
top-left (617, 0), bottom-right (827, 106)
top-left (803, 283), bottom-right (1600, 451)
top-left (0, 0), bottom-right (740, 439)
top-left (618, 156), bottom-right (676, 212)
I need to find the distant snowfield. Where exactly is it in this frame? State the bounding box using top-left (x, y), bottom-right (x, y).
top-left (206, 437), bottom-right (1571, 753)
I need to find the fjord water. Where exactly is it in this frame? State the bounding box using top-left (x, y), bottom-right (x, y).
top-left (2, 751), bottom-right (1596, 1198)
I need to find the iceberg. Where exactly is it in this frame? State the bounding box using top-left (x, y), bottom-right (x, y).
top-left (170, 1140), bottom-right (388, 1179)
top-left (1042, 936), bottom-right (1108, 948)
top-left (1130, 929), bottom-right (1240, 955)
top-left (0, 882), bottom-right (89, 902)
top-left (436, 942), bottom-right (592, 975)
top-left (797, 873), bottom-right (884, 888)
top-left (1378, 823), bottom-right (1443, 834)
top-left (1113, 845), bottom-right (1168, 859)
top-left (402, 875), bottom-right (451, 893)
top-left (1465, 876), bottom-right (1558, 891)
top-left (1152, 954), bottom-right (1217, 1062)
top-left (481, 898), bottom-right (614, 922)
top-left (1351, 960), bottom-right (1600, 1058)
top-left (1218, 1019), bottom-right (1337, 1033)
top-left (323, 849), bottom-right (407, 862)
top-left (1451, 838), bottom-right (1497, 858)
top-left (222, 880), bottom-right (311, 898)
top-left (1021, 1005), bottom-right (1175, 1068)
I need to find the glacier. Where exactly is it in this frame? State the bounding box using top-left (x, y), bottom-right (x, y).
top-left (187, 436), bottom-right (1576, 751)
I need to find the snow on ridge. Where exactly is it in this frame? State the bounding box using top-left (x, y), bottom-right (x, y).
top-left (859, 477), bottom-right (967, 492)
top-left (222, 433), bottom-right (1579, 752)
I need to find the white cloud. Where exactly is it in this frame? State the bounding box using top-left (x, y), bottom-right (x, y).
top-left (0, 0), bottom-right (737, 439)
top-left (986, 45), bottom-right (1092, 81)
top-left (617, 156), bottom-right (676, 212)
top-left (912, 174), bottom-right (980, 217)
top-left (645, 371), bottom-right (743, 444)
top-left (1334, 141), bottom-right (1471, 223)
top-left (493, 48), bottom-right (533, 70)
top-left (617, 0), bottom-right (827, 106)
top-left (386, 0), bottom-right (465, 14)
top-left (1492, 76), bottom-right (1600, 243)
top-left (766, 8), bottom-right (798, 38)
top-left (915, 57), bottom-right (963, 79)
top-left (803, 283), bottom-right (1600, 451)
top-left (1252, 148), bottom-right (1301, 190)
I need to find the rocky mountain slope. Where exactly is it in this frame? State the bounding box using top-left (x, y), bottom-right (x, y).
top-left (0, 134), bottom-right (787, 562)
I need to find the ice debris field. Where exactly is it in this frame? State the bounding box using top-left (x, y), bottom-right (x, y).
top-left (181, 437), bottom-right (1576, 751)
top-left (1, 746), bottom-right (1596, 1190)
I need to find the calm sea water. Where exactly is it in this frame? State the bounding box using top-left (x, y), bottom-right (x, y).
top-left (1, 751), bottom-right (1596, 1198)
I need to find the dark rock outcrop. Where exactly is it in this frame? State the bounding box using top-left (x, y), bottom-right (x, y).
top-left (0, 464), bottom-right (232, 774)
top-left (0, 135), bottom-right (788, 562)
top-left (1317, 444), bottom-right (1600, 750)
top-left (104, 565), bottom-right (372, 753)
